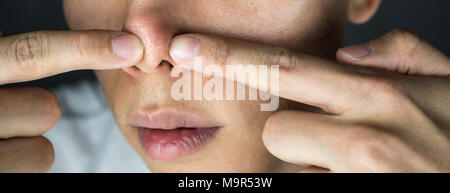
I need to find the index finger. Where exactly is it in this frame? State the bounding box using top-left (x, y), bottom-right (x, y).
top-left (169, 34), bottom-right (377, 114)
top-left (0, 30), bottom-right (144, 85)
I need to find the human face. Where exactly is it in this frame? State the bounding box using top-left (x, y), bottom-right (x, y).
top-left (63, 0), bottom-right (349, 172)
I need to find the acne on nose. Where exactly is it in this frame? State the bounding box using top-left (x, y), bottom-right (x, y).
top-left (122, 9), bottom-right (176, 74)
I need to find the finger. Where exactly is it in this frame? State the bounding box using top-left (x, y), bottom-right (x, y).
top-left (263, 110), bottom-right (407, 173)
top-left (299, 166), bottom-right (330, 173)
top-left (0, 87), bottom-right (60, 139)
top-left (0, 136), bottom-right (54, 173)
top-left (0, 30), bottom-right (144, 85)
top-left (337, 28), bottom-right (450, 77)
top-left (169, 34), bottom-right (375, 114)
top-left (262, 110), bottom-right (348, 170)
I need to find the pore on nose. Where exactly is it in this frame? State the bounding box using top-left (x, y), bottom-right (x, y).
top-left (122, 9), bottom-right (176, 74)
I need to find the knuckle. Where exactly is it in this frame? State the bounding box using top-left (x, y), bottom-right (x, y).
top-left (208, 36), bottom-right (233, 67)
top-left (388, 28), bottom-right (422, 61)
top-left (267, 47), bottom-right (296, 69)
top-left (341, 126), bottom-right (394, 167)
top-left (70, 32), bottom-right (91, 60)
top-left (350, 134), bottom-right (385, 161)
top-left (341, 125), bottom-right (412, 171)
top-left (389, 28), bottom-right (421, 46)
top-left (69, 31), bottom-right (111, 64)
top-left (7, 31), bottom-right (46, 73)
top-left (359, 75), bottom-right (409, 103)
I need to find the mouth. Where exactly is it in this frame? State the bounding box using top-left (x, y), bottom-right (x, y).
top-left (129, 109), bottom-right (221, 161)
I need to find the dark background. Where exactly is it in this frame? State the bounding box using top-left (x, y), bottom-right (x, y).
top-left (0, 0), bottom-right (449, 88)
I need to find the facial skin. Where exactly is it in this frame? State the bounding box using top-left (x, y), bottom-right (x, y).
top-left (63, 0), bottom-right (350, 172)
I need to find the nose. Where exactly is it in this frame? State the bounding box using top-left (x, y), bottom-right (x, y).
top-left (122, 4), bottom-right (177, 75)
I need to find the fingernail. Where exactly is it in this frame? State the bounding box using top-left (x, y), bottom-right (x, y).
top-left (169, 34), bottom-right (200, 63)
top-left (340, 43), bottom-right (375, 60)
top-left (112, 34), bottom-right (144, 60)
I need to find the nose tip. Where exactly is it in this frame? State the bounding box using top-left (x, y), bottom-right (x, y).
top-left (122, 9), bottom-right (176, 74)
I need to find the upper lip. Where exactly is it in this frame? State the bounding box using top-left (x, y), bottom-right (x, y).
top-left (128, 109), bottom-right (220, 130)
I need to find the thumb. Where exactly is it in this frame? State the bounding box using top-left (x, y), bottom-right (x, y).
top-left (337, 28), bottom-right (450, 77)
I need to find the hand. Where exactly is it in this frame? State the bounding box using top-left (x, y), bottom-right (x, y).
top-left (168, 29), bottom-right (450, 172)
top-left (0, 30), bottom-right (144, 172)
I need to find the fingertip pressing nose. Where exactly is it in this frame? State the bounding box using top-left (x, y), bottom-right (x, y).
top-left (169, 34), bottom-right (200, 63)
top-left (112, 33), bottom-right (145, 60)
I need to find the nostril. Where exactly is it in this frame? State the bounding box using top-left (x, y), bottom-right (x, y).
top-left (132, 59), bottom-right (173, 73)
top-left (130, 60), bottom-right (173, 74)
top-left (159, 60), bottom-right (174, 69)
top-left (122, 59), bottom-right (173, 79)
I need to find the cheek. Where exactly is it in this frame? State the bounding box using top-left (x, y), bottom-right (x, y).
top-left (95, 70), bottom-right (136, 121)
top-left (95, 70), bottom-right (119, 98)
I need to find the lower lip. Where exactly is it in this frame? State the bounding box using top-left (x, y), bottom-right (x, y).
top-left (137, 127), bottom-right (219, 161)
